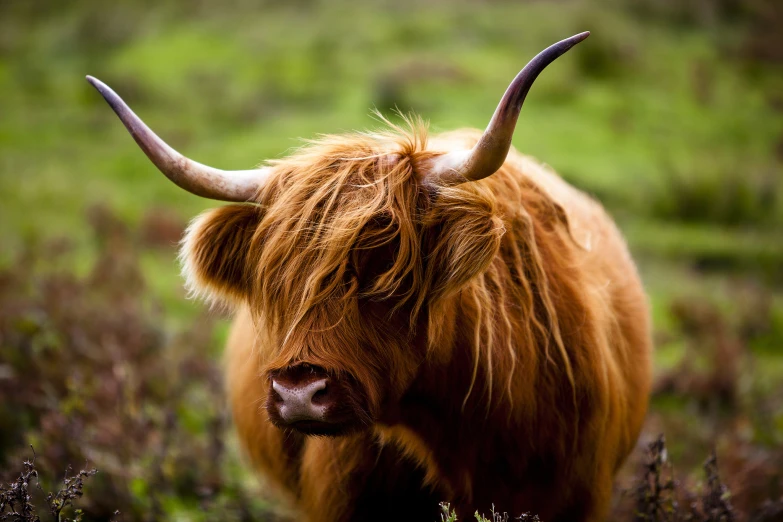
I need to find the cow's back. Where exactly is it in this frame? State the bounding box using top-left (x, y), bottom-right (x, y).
top-left (507, 150), bottom-right (652, 462)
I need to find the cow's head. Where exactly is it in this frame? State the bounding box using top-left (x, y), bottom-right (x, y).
top-left (87, 33), bottom-right (588, 437)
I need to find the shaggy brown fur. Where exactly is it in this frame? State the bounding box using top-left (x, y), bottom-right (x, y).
top-left (181, 117), bottom-right (652, 522)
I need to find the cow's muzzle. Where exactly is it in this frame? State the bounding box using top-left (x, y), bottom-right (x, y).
top-left (266, 363), bottom-right (369, 436)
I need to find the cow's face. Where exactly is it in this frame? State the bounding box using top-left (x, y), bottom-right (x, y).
top-left (180, 129), bottom-right (504, 436)
top-left (261, 285), bottom-right (425, 437)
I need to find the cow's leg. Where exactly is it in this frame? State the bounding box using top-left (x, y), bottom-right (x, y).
top-left (297, 434), bottom-right (443, 522)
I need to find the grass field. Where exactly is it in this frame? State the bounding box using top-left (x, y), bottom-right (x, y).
top-left (1, 0), bottom-right (782, 520)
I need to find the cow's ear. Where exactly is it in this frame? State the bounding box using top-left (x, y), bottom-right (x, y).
top-left (423, 186), bottom-right (504, 302)
top-left (180, 204), bottom-right (262, 305)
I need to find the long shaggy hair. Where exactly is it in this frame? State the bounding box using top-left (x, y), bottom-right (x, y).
top-left (180, 115), bottom-right (651, 521)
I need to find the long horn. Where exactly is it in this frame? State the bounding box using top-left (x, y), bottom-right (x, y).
top-left (86, 76), bottom-right (271, 202)
top-left (423, 31), bottom-right (590, 187)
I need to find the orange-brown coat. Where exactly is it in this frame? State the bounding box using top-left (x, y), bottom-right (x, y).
top-left (182, 126), bottom-right (653, 522)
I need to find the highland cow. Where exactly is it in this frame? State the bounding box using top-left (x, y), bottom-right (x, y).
top-left (87, 32), bottom-right (652, 522)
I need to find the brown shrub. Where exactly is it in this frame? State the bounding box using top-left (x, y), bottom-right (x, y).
top-left (0, 206), bottom-right (274, 521)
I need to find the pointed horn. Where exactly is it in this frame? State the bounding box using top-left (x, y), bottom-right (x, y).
top-left (424, 31), bottom-right (590, 187)
top-left (86, 76), bottom-right (271, 202)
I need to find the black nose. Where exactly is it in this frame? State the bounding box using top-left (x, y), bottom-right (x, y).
top-left (271, 378), bottom-right (329, 422)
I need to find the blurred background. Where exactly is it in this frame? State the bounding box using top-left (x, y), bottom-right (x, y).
top-left (0, 0), bottom-right (781, 520)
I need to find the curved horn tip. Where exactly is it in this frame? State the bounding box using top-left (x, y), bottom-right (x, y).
top-left (573, 31), bottom-right (590, 42)
top-left (85, 75), bottom-right (114, 102)
top-left (559, 31), bottom-right (590, 51)
top-left (85, 75), bottom-right (102, 90)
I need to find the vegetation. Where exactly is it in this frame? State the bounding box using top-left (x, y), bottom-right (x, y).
top-left (0, 211), bottom-right (278, 520)
top-left (0, 0), bottom-right (781, 520)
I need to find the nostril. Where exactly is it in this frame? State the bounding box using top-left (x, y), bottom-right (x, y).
top-left (302, 378), bottom-right (327, 403)
top-left (310, 383), bottom-right (329, 404)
